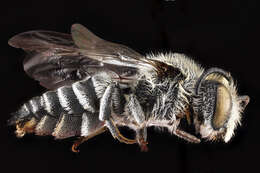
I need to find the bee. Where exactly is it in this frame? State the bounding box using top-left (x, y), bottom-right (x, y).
top-left (8, 24), bottom-right (250, 152)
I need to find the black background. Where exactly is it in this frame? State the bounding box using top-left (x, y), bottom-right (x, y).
top-left (1, 0), bottom-right (259, 173)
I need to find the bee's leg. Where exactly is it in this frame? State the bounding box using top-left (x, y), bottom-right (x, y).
top-left (136, 128), bottom-right (148, 152)
top-left (174, 129), bottom-right (201, 143)
top-left (169, 119), bottom-right (200, 143)
top-left (128, 95), bottom-right (148, 151)
top-left (99, 83), bottom-right (136, 144)
top-left (72, 126), bottom-right (107, 153)
top-left (105, 119), bottom-right (136, 144)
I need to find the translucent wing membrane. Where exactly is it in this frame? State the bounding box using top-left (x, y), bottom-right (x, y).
top-left (8, 24), bottom-right (152, 90)
top-left (9, 30), bottom-right (90, 89)
top-left (71, 24), bottom-right (153, 69)
top-left (8, 30), bottom-right (75, 51)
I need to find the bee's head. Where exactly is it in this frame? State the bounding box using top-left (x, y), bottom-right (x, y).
top-left (192, 68), bottom-right (249, 142)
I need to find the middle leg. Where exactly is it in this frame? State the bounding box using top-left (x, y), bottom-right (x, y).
top-left (128, 94), bottom-right (148, 151)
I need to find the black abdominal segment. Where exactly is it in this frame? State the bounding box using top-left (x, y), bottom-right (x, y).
top-left (9, 77), bottom-right (102, 139)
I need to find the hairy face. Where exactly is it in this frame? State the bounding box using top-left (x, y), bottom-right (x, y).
top-left (193, 71), bottom-right (249, 142)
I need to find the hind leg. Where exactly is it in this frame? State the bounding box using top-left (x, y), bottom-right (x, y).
top-left (112, 88), bottom-right (148, 150)
top-left (72, 126), bottom-right (107, 152)
top-left (99, 83), bottom-right (136, 144)
top-left (105, 119), bottom-right (136, 144)
top-left (71, 111), bottom-right (106, 152)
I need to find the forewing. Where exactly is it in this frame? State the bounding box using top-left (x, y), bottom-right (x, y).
top-left (9, 29), bottom-right (142, 89)
top-left (9, 31), bottom-right (86, 89)
top-left (9, 24), bottom-right (167, 90)
top-left (71, 24), bottom-right (155, 70)
top-left (8, 30), bottom-right (75, 51)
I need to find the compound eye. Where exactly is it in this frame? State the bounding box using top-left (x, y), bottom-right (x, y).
top-left (212, 85), bottom-right (232, 129)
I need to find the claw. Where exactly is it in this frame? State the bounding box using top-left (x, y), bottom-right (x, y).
top-left (71, 137), bottom-right (85, 153)
top-left (72, 144), bottom-right (80, 153)
top-left (139, 139), bottom-right (148, 152)
top-left (71, 127), bottom-right (107, 153)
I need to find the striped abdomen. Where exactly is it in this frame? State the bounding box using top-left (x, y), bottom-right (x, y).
top-left (9, 77), bottom-right (105, 139)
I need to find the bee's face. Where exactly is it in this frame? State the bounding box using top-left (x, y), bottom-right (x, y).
top-left (192, 69), bottom-right (250, 142)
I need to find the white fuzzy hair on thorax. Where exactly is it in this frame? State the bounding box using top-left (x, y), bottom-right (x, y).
top-left (146, 53), bottom-right (204, 79)
top-left (144, 53), bottom-right (243, 142)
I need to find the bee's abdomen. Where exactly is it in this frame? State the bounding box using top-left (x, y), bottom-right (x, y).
top-left (35, 115), bottom-right (58, 136)
top-left (42, 91), bottom-right (63, 117)
top-left (57, 86), bottom-right (84, 114)
top-left (72, 78), bottom-right (97, 113)
top-left (10, 77), bottom-right (101, 139)
top-left (29, 96), bottom-right (46, 119)
top-left (8, 96), bottom-right (45, 126)
top-left (52, 114), bottom-right (82, 139)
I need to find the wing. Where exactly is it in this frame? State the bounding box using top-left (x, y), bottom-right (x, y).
top-left (9, 30), bottom-right (91, 89)
top-left (70, 24), bottom-right (154, 70)
top-left (8, 24), bottom-right (174, 90)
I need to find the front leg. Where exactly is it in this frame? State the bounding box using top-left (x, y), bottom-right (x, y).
top-left (170, 118), bottom-right (201, 143)
top-left (174, 129), bottom-right (201, 143)
top-left (99, 83), bottom-right (136, 144)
